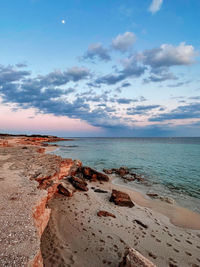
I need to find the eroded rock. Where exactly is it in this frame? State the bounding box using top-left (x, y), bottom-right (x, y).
top-left (110, 189), bottom-right (134, 208)
top-left (57, 181), bottom-right (75, 197)
top-left (81, 166), bottom-right (109, 182)
top-left (68, 176), bottom-right (88, 191)
top-left (119, 248), bottom-right (157, 267)
top-left (97, 210), bottom-right (116, 218)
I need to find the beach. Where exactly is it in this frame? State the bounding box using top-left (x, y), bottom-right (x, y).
top-left (0, 135), bottom-right (200, 267)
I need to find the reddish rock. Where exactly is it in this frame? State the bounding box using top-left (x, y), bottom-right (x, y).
top-left (97, 210), bottom-right (116, 218)
top-left (110, 189), bottom-right (134, 208)
top-left (119, 248), bottom-right (157, 267)
top-left (57, 181), bottom-right (75, 197)
top-left (103, 169), bottom-right (113, 174)
top-left (81, 166), bottom-right (109, 182)
top-left (68, 176), bottom-right (88, 191)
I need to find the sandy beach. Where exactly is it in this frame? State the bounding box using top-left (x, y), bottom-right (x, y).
top-left (0, 135), bottom-right (200, 267)
top-left (41, 176), bottom-right (200, 267)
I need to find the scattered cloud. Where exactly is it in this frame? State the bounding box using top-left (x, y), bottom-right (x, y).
top-left (127, 104), bottom-right (161, 115)
top-left (149, 103), bottom-right (200, 121)
top-left (83, 43), bottom-right (111, 62)
top-left (149, 0), bottom-right (163, 14)
top-left (112, 32), bottom-right (136, 52)
top-left (140, 42), bottom-right (197, 68)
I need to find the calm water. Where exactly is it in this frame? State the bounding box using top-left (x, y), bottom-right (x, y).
top-left (51, 137), bottom-right (200, 213)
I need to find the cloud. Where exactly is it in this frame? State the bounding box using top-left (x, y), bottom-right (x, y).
top-left (127, 104), bottom-right (161, 115)
top-left (95, 63), bottom-right (146, 85)
top-left (83, 43), bottom-right (111, 61)
top-left (149, 103), bottom-right (200, 121)
top-left (167, 80), bottom-right (192, 87)
top-left (112, 32), bottom-right (136, 52)
top-left (37, 66), bottom-right (90, 87)
top-left (140, 42), bottom-right (197, 68)
top-left (149, 0), bottom-right (163, 14)
top-left (144, 69), bottom-right (178, 83)
top-left (0, 65), bottom-right (30, 85)
top-left (116, 98), bottom-right (135, 104)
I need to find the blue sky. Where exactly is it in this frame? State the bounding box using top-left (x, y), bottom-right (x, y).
top-left (0, 0), bottom-right (200, 136)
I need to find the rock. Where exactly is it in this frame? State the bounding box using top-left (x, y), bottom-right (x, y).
top-left (81, 166), bottom-right (109, 182)
top-left (119, 248), bottom-right (157, 267)
top-left (97, 210), bottom-right (116, 218)
top-left (94, 188), bottom-right (108, 193)
top-left (110, 189), bottom-right (134, 208)
top-left (57, 182), bottom-right (74, 197)
top-left (147, 193), bottom-right (159, 198)
top-left (103, 169), bottom-right (113, 174)
top-left (147, 193), bottom-right (174, 205)
top-left (117, 167), bottom-right (129, 177)
top-left (134, 219), bottom-right (148, 229)
top-left (68, 176), bottom-right (88, 191)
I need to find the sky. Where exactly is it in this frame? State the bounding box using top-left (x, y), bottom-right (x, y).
top-left (0, 0), bottom-right (200, 137)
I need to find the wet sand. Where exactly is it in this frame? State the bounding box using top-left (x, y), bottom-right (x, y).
top-left (41, 178), bottom-right (200, 267)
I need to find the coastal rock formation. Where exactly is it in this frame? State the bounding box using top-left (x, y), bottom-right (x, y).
top-left (57, 181), bottom-right (75, 197)
top-left (110, 189), bottom-right (135, 208)
top-left (103, 167), bottom-right (144, 182)
top-left (119, 248), bottom-right (157, 267)
top-left (68, 176), bottom-right (88, 191)
top-left (81, 166), bottom-right (109, 182)
top-left (0, 135), bottom-right (80, 267)
top-left (97, 210), bottom-right (116, 218)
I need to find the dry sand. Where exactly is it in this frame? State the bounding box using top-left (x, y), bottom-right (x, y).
top-left (41, 178), bottom-right (200, 267)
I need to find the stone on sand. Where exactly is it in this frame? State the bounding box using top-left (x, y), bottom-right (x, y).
top-left (119, 248), bottom-right (157, 267)
top-left (110, 189), bottom-right (135, 208)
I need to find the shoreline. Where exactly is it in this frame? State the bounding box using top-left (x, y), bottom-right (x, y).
top-left (1, 135), bottom-right (200, 266)
top-left (50, 143), bottom-right (200, 230)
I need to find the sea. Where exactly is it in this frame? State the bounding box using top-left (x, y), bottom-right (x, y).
top-left (50, 137), bottom-right (200, 213)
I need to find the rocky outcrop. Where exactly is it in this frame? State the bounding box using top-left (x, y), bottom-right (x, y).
top-left (119, 248), bottom-right (157, 267)
top-left (81, 166), bottom-right (109, 182)
top-left (57, 181), bottom-right (75, 197)
top-left (68, 176), bottom-right (89, 191)
top-left (110, 189), bottom-right (135, 208)
top-left (103, 167), bottom-right (144, 182)
top-left (97, 210), bottom-right (116, 218)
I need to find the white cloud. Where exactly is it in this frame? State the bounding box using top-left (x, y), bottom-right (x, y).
top-left (141, 42), bottom-right (197, 68)
top-left (112, 32), bottom-right (136, 52)
top-left (149, 0), bottom-right (163, 14)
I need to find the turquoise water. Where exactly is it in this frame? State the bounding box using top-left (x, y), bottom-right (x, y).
top-left (51, 138), bottom-right (200, 213)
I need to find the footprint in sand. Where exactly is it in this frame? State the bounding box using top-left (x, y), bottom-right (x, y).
top-left (173, 248), bottom-right (179, 253)
top-left (186, 240), bottom-right (192, 245)
top-left (148, 252), bottom-right (157, 259)
top-left (174, 238), bottom-right (180, 243)
top-left (185, 251), bottom-right (192, 256)
top-left (169, 262), bottom-right (178, 267)
top-left (156, 238), bottom-right (161, 243)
